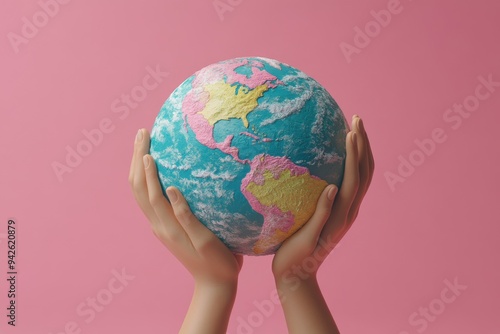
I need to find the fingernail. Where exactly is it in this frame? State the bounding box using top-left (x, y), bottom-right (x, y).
top-left (136, 129), bottom-right (143, 143)
top-left (166, 187), bottom-right (178, 203)
top-left (327, 185), bottom-right (338, 201)
top-left (358, 118), bottom-right (365, 132)
top-left (142, 155), bottom-right (150, 169)
top-left (352, 114), bottom-right (358, 120)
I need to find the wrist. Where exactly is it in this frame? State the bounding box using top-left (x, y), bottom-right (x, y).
top-left (180, 280), bottom-right (238, 334)
top-left (194, 279), bottom-right (238, 299)
top-left (274, 274), bottom-right (338, 334)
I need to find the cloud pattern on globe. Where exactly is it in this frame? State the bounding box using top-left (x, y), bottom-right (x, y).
top-left (150, 57), bottom-right (349, 255)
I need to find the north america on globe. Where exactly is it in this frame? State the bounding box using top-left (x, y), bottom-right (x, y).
top-left (150, 57), bottom-right (349, 255)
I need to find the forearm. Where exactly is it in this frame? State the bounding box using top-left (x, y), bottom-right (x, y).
top-left (276, 275), bottom-right (339, 334)
top-left (179, 281), bottom-right (237, 334)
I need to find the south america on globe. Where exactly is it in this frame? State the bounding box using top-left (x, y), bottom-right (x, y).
top-left (149, 57), bottom-right (349, 255)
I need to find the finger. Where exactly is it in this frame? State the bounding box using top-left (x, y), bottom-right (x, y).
top-left (129, 129), bottom-right (149, 194)
top-left (355, 117), bottom-right (370, 193)
top-left (349, 117), bottom-right (376, 221)
top-left (347, 117), bottom-right (370, 222)
top-left (143, 155), bottom-right (188, 244)
top-left (291, 184), bottom-right (337, 249)
top-left (362, 119), bottom-right (375, 188)
top-left (336, 131), bottom-right (360, 216)
top-left (128, 130), bottom-right (140, 183)
top-left (129, 130), bottom-right (160, 225)
top-left (320, 131), bottom-right (359, 239)
top-left (166, 186), bottom-right (221, 253)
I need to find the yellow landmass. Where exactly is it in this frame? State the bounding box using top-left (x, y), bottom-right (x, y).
top-left (246, 169), bottom-right (328, 254)
top-left (198, 81), bottom-right (268, 128)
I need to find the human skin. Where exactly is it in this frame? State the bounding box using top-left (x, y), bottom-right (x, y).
top-left (128, 115), bottom-right (374, 334)
top-left (272, 115), bottom-right (375, 334)
top-left (129, 129), bottom-right (244, 334)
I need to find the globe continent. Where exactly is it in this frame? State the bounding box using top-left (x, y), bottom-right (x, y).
top-left (150, 57), bottom-right (349, 255)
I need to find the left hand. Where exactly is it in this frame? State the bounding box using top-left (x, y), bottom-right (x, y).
top-left (129, 129), bottom-right (244, 286)
top-left (272, 115), bottom-right (375, 282)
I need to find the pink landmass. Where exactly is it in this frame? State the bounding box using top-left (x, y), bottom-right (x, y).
top-left (239, 131), bottom-right (273, 142)
top-left (181, 59), bottom-right (282, 163)
top-left (241, 154), bottom-right (323, 240)
top-left (257, 206), bottom-right (295, 237)
top-left (240, 132), bottom-right (260, 140)
top-left (223, 59), bottom-right (282, 89)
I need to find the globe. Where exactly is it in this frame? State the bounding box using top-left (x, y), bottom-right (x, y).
top-left (149, 57), bottom-right (349, 256)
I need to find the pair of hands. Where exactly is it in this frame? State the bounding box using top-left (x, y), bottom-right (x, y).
top-left (128, 115), bottom-right (374, 333)
top-left (129, 115), bottom-right (374, 286)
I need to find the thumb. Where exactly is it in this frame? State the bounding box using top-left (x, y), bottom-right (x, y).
top-left (298, 184), bottom-right (338, 245)
top-left (166, 186), bottom-right (218, 252)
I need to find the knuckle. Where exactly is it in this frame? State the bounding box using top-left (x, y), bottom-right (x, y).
top-left (175, 205), bottom-right (193, 220)
top-left (344, 179), bottom-right (360, 197)
top-left (152, 225), bottom-right (182, 244)
top-left (151, 225), bottom-right (162, 239)
top-left (165, 231), bottom-right (183, 244)
top-left (340, 220), bottom-right (349, 233)
top-left (132, 186), bottom-right (146, 200)
top-left (321, 202), bottom-right (334, 216)
top-left (132, 178), bottom-right (144, 191)
top-left (149, 193), bottom-right (164, 207)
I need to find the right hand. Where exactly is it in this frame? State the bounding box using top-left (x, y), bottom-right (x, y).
top-left (272, 115), bottom-right (375, 282)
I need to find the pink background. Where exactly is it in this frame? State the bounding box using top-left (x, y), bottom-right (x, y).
top-left (1, 0), bottom-right (499, 333)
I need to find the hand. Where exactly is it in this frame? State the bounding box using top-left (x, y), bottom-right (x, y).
top-left (128, 129), bottom-right (244, 286)
top-left (272, 115), bottom-right (374, 283)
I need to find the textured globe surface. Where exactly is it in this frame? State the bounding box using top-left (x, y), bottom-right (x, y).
top-left (150, 57), bottom-right (349, 255)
